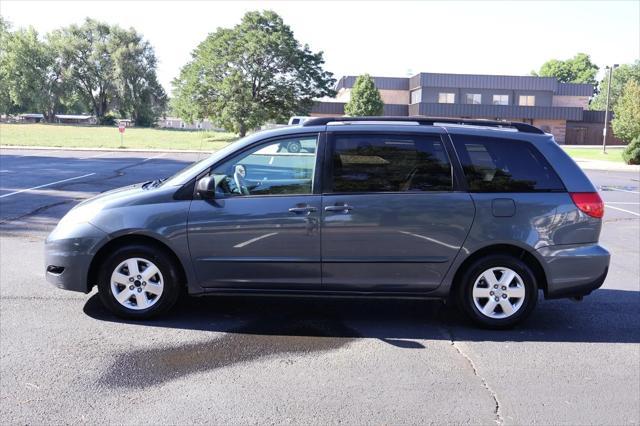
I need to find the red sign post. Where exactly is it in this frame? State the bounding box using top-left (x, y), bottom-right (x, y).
top-left (118, 124), bottom-right (125, 148)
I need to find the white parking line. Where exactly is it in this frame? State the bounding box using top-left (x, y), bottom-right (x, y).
top-left (602, 187), bottom-right (640, 194)
top-left (606, 205), bottom-right (640, 217)
top-left (0, 173), bottom-right (96, 199)
top-left (81, 152), bottom-right (112, 160)
top-left (142, 153), bottom-right (166, 162)
top-left (605, 202), bottom-right (640, 205)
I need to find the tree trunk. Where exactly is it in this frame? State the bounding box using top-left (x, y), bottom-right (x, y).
top-left (238, 123), bottom-right (247, 137)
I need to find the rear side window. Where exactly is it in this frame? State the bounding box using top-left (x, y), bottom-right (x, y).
top-left (330, 133), bottom-right (452, 193)
top-left (451, 135), bottom-right (564, 192)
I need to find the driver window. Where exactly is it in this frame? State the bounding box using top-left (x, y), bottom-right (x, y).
top-left (211, 135), bottom-right (318, 197)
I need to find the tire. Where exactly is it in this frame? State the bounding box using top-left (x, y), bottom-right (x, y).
top-left (456, 254), bottom-right (538, 329)
top-left (286, 141), bottom-right (302, 153)
top-left (97, 244), bottom-right (181, 319)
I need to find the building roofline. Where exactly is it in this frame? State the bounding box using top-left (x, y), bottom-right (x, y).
top-left (336, 72), bottom-right (593, 94)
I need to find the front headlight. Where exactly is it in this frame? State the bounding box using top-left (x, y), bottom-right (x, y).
top-left (57, 202), bottom-right (103, 228)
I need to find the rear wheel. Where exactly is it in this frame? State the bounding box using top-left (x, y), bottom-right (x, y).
top-left (97, 244), bottom-right (180, 319)
top-left (286, 141), bottom-right (302, 153)
top-left (456, 254), bottom-right (538, 328)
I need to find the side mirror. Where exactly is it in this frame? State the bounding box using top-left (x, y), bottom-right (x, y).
top-left (196, 176), bottom-right (217, 199)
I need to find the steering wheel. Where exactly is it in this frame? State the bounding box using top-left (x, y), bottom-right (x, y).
top-left (233, 164), bottom-right (250, 195)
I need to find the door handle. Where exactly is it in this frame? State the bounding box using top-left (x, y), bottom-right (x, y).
top-left (288, 205), bottom-right (317, 214)
top-left (324, 204), bottom-right (353, 213)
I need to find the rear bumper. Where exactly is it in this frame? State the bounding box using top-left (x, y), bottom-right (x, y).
top-left (45, 222), bottom-right (108, 293)
top-left (537, 243), bottom-right (610, 299)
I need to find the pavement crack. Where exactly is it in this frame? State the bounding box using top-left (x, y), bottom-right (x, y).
top-left (442, 326), bottom-right (504, 425)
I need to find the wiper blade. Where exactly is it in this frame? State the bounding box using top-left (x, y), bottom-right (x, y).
top-left (143, 178), bottom-right (167, 189)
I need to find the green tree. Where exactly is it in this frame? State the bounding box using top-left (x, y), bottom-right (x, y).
top-left (590, 61), bottom-right (640, 111)
top-left (113, 33), bottom-right (167, 126)
top-left (622, 136), bottom-right (640, 165)
top-left (612, 80), bottom-right (640, 143)
top-left (531, 53), bottom-right (599, 84)
top-left (0, 25), bottom-right (67, 120)
top-left (172, 10), bottom-right (335, 136)
top-left (344, 74), bottom-right (384, 116)
top-left (0, 16), bottom-right (14, 115)
top-left (52, 18), bottom-right (166, 125)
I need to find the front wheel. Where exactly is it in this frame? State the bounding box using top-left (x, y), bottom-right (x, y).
top-left (97, 244), bottom-right (181, 319)
top-left (456, 254), bottom-right (538, 328)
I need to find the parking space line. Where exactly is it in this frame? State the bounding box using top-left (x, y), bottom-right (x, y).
top-left (0, 173), bottom-right (96, 199)
top-left (606, 205), bottom-right (640, 217)
top-left (142, 153), bottom-right (166, 162)
top-left (81, 152), bottom-right (112, 160)
top-left (606, 202), bottom-right (640, 205)
top-left (602, 187), bottom-right (640, 194)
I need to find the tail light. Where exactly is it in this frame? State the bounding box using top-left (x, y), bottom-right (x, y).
top-left (570, 192), bottom-right (604, 219)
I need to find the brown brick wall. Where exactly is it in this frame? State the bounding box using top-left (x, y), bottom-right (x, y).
top-left (309, 112), bottom-right (339, 117)
top-left (533, 119), bottom-right (567, 143)
top-left (552, 96), bottom-right (590, 109)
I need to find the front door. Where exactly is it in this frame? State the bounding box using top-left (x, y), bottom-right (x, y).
top-left (187, 134), bottom-right (322, 289)
top-left (321, 131), bottom-right (475, 292)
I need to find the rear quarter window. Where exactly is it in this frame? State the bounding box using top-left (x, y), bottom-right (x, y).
top-left (451, 135), bottom-right (564, 192)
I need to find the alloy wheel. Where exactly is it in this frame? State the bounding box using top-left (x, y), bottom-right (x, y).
top-left (110, 257), bottom-right (164, 310)
top-left (472, 266), bottom-right (526, 319)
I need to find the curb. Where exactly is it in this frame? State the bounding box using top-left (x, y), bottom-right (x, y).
top-left (573, 158), bottom-right (640, 172)
top-left (0, 145), bottom-right (217, 154)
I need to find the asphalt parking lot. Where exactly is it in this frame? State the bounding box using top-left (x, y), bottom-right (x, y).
top-left (0, 148), bottom-right (639, 425)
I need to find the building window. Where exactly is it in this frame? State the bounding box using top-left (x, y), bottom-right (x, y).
top-left (465, 93), bottom-right (482, 104)
top-left (438, 93), bottom-right (455, 104)
top-left (410, 89), bottom-right (422, 104)
top-left (492, 94), bottom-right (509, 105)
top-left (519, 95), bottom-right (535, 106)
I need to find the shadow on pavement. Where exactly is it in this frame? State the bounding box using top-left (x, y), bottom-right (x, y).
top-left (83, 288), bottom-right (639, 388)
top-left (84, 288), bottom-right (640, 344)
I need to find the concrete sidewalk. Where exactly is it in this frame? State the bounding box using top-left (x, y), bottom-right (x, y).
top-left (572, 158), bottom-right (640, 172)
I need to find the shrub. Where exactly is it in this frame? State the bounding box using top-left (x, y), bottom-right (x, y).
top-left (622, 136), bottom-right (640, 165)
top-left (100, 112), bottom-right (117, 126)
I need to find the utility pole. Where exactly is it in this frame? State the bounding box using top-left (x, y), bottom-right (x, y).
top-left (602, 64), bottom-right (619, 153)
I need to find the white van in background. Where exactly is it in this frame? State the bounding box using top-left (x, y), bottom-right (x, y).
top-left (288, 116), bottom-right (311, 125)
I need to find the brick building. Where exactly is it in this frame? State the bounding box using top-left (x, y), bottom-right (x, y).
top-left (311, 73), bottom-right (622, 145)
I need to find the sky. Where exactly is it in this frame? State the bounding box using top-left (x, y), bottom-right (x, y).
top-left (2, 0), bottom-right (639, 95)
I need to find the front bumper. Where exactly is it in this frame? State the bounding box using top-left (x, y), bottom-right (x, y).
top-left (45, 222), bottom-right (108, 293)
top-left (537, 243), bottom-right (610, 299)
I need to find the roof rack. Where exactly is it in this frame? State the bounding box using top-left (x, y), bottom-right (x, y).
top-left (302, 116), bottom-right (545, 134)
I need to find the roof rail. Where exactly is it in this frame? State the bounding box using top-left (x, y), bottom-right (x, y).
top-left (302, 116), bottom-right (545, 134)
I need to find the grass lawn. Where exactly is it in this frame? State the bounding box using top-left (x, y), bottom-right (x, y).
top-left (562, 147), bottom-right (625, 163)
top-left (0, 123), bottom-right (238, 151)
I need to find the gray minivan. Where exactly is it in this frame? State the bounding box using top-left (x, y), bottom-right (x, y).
top-left (45, 117), bottom-right (610, 328)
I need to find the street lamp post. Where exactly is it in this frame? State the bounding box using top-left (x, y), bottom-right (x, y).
top-left (602, 64), bottom-right (619, 153)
